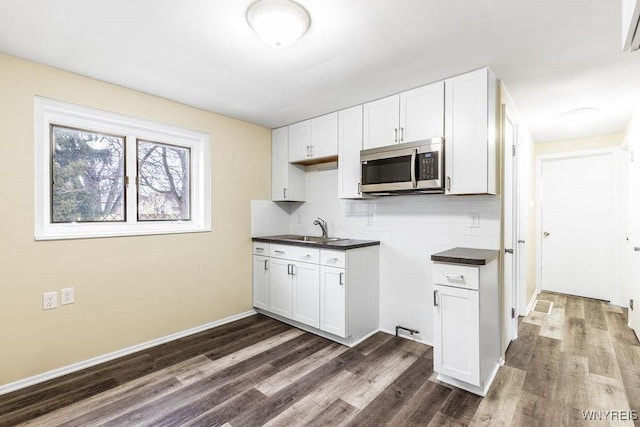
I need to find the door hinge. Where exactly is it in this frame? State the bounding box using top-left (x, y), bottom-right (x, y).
top-left (631, 151), bottom-right (635, 162)
top-left (511, 307), bottom-right (516, 319)
top-left (631, 299), bottom-right (635, 310)
top-left (512, 145), bottom-right (516, 157)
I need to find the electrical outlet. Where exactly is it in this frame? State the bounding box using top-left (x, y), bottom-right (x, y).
top-left (366, 213), bottom-right (374, 226)
top-left (43, 292), bottom-right (57, 310)
top-left (61, 287), bottom-right (74, 305)
top-left (470, 213), bottom-right (480, 228)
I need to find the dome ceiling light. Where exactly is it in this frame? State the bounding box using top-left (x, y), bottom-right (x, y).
top-left (247, 0), bottom-right (310, 48)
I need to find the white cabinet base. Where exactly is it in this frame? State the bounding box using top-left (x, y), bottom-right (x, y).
top-left (435, 363), bottom-right (500, 397)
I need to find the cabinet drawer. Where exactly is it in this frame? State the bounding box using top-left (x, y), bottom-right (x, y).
top-left (270, 244), bottom-right (320, 264)
top-left (253, 242), bottom-right (270, 256)
top-left (320, 249), bottom-right (345, 268)
top-left (432, 263), bottom-right (479, 290)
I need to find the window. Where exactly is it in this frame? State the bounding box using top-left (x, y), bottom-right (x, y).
top-left (35, 97), bottom-right (210, 240)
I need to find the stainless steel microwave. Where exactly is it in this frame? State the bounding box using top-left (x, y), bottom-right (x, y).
top-left (360, 137), bottom-right (444, 194)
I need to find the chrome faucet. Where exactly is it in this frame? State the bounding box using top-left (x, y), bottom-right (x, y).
top-left (313, 217), bottom-right (328, 238)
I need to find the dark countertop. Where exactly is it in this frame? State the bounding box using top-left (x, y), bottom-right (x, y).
top-left (252, 235), bottom-right (380, 250)
top-left (431, 247), bottom-right (499, 266)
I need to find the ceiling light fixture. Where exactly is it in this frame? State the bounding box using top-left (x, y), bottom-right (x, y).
top-left (247, 0), bottom-right (310, 48)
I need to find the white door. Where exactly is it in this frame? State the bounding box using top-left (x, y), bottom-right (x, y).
top-left (253, 255), bottom-right (270, 310)
top-left (269, 258), bottom-right (293, 318)
top-left (628, 131), bottom-right (640, 338)
top-left (540, 152), bottom-right (616, 301)
top-left (502, 106), bottom-right (518, 350)
top-left (399, 81), bottom-right (445, 143)
top-left (363, 94), bottom-right (400, 149)
top-left (292, 262), bottom-right (320, 328)
top-left (320, 266), bottom-right (346, 337)
top-left (433, 284), bottom-right (480, 386)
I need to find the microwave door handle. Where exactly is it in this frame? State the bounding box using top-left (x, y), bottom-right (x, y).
top-left (410, 148), bottom-right (417, 189)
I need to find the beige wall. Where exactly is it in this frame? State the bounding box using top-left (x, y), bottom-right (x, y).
top-left (0, 53), bottom-right (271, 387)
top-left (536, 133), bottom-right (623, 155)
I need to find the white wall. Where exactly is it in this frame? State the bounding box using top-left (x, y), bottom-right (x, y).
top-left (252, 164), bottom-right (500, 344)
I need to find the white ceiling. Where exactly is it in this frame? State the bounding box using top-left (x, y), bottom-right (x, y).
top-left (1, 0), bottom-right (639, 142)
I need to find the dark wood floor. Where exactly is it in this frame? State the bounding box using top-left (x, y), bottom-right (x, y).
top-left (1, 291), bottom-right (639, 426)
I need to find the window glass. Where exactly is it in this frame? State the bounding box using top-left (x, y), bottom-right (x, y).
top-left (51, 125), bottom-right (125, 223)
top-left (137, 140), bottom-right (190, 221)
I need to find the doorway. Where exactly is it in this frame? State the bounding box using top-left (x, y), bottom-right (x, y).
top-left (537, 150), bottom-right (618, 301)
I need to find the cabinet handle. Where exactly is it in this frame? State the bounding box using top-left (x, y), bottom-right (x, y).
top-left (446, 176), bottom-right (451, 191)
top-left (400, 127), bottom-right (404, 142)
top-left (434, 290), bottom-right (439, 307)
top-left (283, 188), bottom-right (287, 199)
top-left (306, 145), bottom-right (310, 157)
top-left (394, 128), bottom-right (398, 143)
top-left (275, 250), bottom-right (285, 255)
top-left (444, 273), bottom-right (464, 281)
top-left (328, 257), bottom-right (339, 263)
top-left (287, 264), bottom-right (292, 275)
top-left (310, 145), bottom-right (314, 157)
top-left (264, 259), bottom-right (269, 270)
top-left (339, 272), bottom-right (344, 286)
top-left (358, 182), bottom-right (361, 194)
top-left (255, 247), bottom-right (264, 252)
top-left (291, 264), bottom-right (296, 276)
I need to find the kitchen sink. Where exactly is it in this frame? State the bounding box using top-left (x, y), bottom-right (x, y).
top-left (280, 235), bottom-right (344, 244)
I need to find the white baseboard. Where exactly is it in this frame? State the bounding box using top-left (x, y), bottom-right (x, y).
top-left (0, 310), bottom-right (257, 396)
top-left (525, 291), bottom-right (538, 316)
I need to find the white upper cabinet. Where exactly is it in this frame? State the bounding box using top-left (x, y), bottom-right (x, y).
top-left (399, 82), bottom-right (445, 143)
top-left (363, 81), bottom-right (445, 150)
top-left (311, 112), bottom-right (339, 159)
top-left (444, 68), bottom-right (497, 195)
top-left (363, 94), bottom-right (400, 150)
top-left (338, 105), bottom-right (364, 199)
top-left (289, 112), bottom-right (338, 163)
top-left (288, 120), bottom-right (312, 163)
top-left (272, 127), bottom-right (305, 201)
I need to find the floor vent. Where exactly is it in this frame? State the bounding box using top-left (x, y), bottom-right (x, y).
top-left (532, 300), bottom-right (553, 314)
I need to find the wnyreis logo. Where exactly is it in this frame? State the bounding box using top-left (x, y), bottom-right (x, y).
top-left (581, 410), bottom-right (638, 421)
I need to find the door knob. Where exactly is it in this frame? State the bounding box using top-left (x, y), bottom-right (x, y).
top-left (543, 231), bottom-right (550, 237)
top-left (505, 248), bottom-right (514, 254)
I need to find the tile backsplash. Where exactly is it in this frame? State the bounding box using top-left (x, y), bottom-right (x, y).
top-left (251, 164), bottom-right (500, 345)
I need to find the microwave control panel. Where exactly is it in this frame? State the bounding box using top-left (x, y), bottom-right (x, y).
top-left (418, 152), bottom-right (439, 180)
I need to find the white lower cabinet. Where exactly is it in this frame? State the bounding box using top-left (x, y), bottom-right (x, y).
top-left (320, 265), bottom-right (346, 338)
top-left (432, 257), bottom-right (499, 397)
top-left (252, 242), bottom-right (379, 346)
top-left (252, 255), bottom-right (270, 311)
top-left (269, 257), bottom-right (293, 318)
top-left (292, 262), bottom-right (320, 328)
top-left (433, 284), bottom-right (480, 385)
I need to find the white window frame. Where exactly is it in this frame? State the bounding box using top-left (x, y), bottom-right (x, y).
top-left (34, 97), bottom-right (211, 240)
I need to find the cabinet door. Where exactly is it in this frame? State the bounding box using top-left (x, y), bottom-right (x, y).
top-left (363, 94), bottom-right (400, 149)
top-left (399, 81), bottom-right (444, 143)
top-left (433, 284), bottom-right (480, 386)
top-left (271, 127), bottom-right (289, 201)
top-left (311, 112), bottom-right (338, 159)
top-left (253, 255), bottom-right (270, 310)
top-left (272, 127), bottom-right (306, 202)
top-left (289, 120), bottom-right (312, 163)
top-left (270, 258), bottom-right (293, 318)
top-left (444, 68), bottom-right (492, 195)
top-left (338, 105), bottom-right (363, 199)
top-left (292, 262), bottom-right (320, 328)
top-left (320, 266), bottom-right (346, 337)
